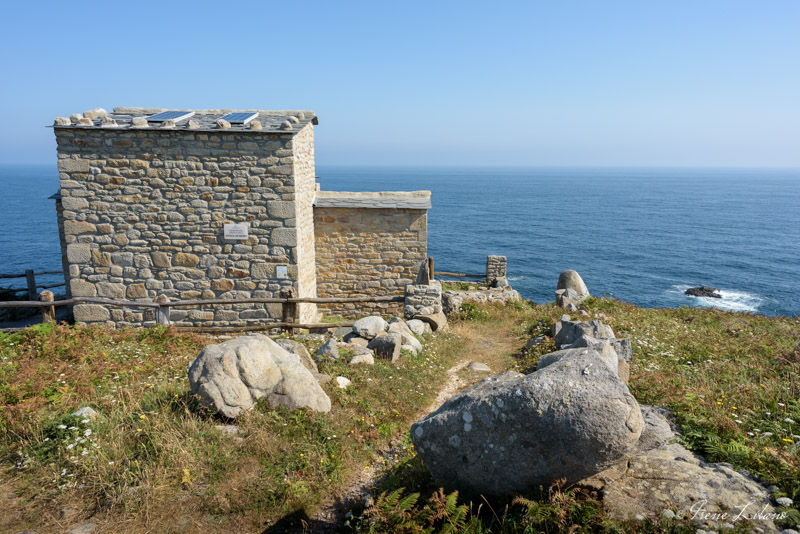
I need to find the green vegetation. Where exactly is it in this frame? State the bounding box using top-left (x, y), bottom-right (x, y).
top-left (1, 298), bottom-right (798, 532)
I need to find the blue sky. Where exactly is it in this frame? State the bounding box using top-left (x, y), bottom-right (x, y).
top-left (1, 1), bottom-right (798, 166)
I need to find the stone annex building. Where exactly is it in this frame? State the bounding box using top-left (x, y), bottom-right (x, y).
top-left (51, 107), bottom-right (431, 326)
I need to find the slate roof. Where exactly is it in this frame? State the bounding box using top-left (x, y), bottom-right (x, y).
top-left (314, 191), bottom-right (432, 210)
top-left (51, 107), bottom-right (317, 134)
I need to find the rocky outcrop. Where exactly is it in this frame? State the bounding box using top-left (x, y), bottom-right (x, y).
top-left (188, 335), bottom-right (331, 418)
top-left (411, 350), bottom-right (643, 495)
top-left (557, 270), bottom-right (590, 298)
top-left (685, 286), bottom-right (722, 298)
top-left (581, 406), bottom-right (781, 533)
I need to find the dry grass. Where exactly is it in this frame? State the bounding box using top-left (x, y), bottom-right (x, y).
top-left (2, 298), bottom-right (799, 533)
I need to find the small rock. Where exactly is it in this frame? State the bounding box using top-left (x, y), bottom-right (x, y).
top-left (59, 508), bottom-right (79, 520)
top-left (406, 319), bottom-right (426, 336)
top-left (83, 108), bottom-right (107, 118)
top-left (132, 116), bottom-right (148, 127)
top-left (54, 117), bottom-right (71, 126)
top-left (216, 119), bottom-right (231, 129)
top-left (72, 407), bottom-right (99, 420)
top-left (67, 524), bottom-right (97, 534)
top-left (353, 316), bottom-right (388, 339)
top-left (314, 373), bottom-right (332, 384)
top-left (415, 311), bottom-right (447, 332)
top-left (526, 336), bottom-right (546, 350)
top-left (343, 334), bottom-right (369, 347)
top-left (634, 514), bottom-right (645, 521)
top-left (468, 362), bottom-right (491, 372)
top-left (316, 338), bottom-right (339, 359)
top-left (721, 523), bottom-right (735, 530)
top-left (349, 354), bottom-right (375, 365)
top-left (776, 497), bottom-right (793, 507)
top-left (215, 424), bottom-right (239, 436)
top-left (335, 376), bottom-right (351, 389)
top-left (780, 530), bottom-right (800, 534)
top-left (661, 509), bottom-right (675, 519)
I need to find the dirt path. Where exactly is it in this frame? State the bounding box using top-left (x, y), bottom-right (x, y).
top-left (308, 318), bottom-right (522, 531)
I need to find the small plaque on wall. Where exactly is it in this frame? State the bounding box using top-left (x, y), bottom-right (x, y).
top-left (224, 223), bottom-right (248, 240)
top-left (276, 266), bottom-right (288, 279)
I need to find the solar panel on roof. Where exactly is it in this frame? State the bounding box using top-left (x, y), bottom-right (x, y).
top-left (220, 112), bottom-right (259, 125)
top-left (146, 110), bottom-right (195, 122)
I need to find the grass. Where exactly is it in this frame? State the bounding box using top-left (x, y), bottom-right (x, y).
top-left (1, 298), bottom-right (798, 532)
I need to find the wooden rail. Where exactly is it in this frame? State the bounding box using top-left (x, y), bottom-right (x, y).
top-left (434, 271), bottom-right (485, 279)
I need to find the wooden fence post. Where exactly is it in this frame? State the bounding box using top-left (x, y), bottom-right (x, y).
top-left (155, 294), bottom-right (171, 326)
top-left (25, 270), bottom-right (36, 301)
top-left (280, 288), bottom-right (295, 337)
top-left (39, 291), bottom-right (55, 323)
top-left (428, 257), bottom-right (434, 281)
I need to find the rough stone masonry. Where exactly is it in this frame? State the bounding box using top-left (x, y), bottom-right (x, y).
top-left (52, 107), bottom-right (430, 326)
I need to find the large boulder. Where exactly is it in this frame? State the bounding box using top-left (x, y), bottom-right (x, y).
top-left (411, 351), bottom-right (643, 495)
top-left (188, 335), bottom-right (331, 418)
top-left (557, 270), bottom-right (590, 300)
top-left (352, 316), bottom-right (388, 339)
top-left (274, 338), bottom-right (318, 373)
top-left (581, 407), bottom-right (781, 533)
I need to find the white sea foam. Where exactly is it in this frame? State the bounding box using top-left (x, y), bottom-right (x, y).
top-left (670, 285), bottom-right (763, 313)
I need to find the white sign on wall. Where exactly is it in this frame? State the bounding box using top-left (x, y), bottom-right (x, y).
top-left (223, 223), bottom-right (249, 240)
top-left (276, 266), bottom-right (288, 279)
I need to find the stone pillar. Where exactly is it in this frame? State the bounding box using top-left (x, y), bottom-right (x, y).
top-left (486, 255), bottom-right (508, 288)
top-left (404, 280), bottom-right (442, 319)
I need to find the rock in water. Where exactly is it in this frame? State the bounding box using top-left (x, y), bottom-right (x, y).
top-left (685, 286), bottom-right (722, 298)
top-left (557, 270), bottom-right (590, 299)
top-left (188, 335), bottom-right (331, 418)
top-left (411, 351), bottom-right (643, 495)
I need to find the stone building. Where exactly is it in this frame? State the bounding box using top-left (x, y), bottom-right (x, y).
top-left (52, 107), bottom-right (430, 326)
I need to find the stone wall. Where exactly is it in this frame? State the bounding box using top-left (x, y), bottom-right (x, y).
top-left (313, 192), bottom-right (430, 318)
top-left (404, 281), bottom-right (443, 318)
top-left (54, 120), bottom-right (316, 327)
top-left (486, 255), bottom-right (507, 283)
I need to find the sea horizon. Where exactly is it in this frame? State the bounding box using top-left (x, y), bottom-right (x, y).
top-left (2, 163), bottom-right (799, 317)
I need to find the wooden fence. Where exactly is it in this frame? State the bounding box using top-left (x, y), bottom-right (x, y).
top-left (0, 269), bottom-right (66, 298)
top-left (0, 256), bottom-right (490, 334)
top-left (0, 291), bottom-right (404, 335)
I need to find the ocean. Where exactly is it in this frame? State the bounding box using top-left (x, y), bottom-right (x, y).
top-left (1, 164), bottom-right (798, 317)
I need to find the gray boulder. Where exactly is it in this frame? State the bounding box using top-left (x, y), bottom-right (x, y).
top-left (537, 345), bottom-right (619, 377)
top-left (367, 333), bottom-right (402, 362)
top-left (557, 270), bottom-right (590, 300)
top-left (275, 338), bottom-right (318, 373)
top-left (581, 407), bottom-right (780, 532)
top-left (388, 318), bottom-right (423, 353)
top-left (554, 319), bottom-right (614, 348)
top-left (188, 335), bottom-right (331, 418)
top-left (316, 338), bottom-right (339, 359)
top-left (411, 351), bottom-right (643, 495)
top-left (353, 316), bottom-right (388, 339)
top-left (406, 319), bottom-right (426, 336)
top-left (610, 338), bottom-right (632, 362)
top-left (334, 326), bottom-right (354, 339)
